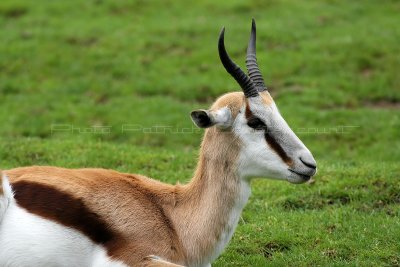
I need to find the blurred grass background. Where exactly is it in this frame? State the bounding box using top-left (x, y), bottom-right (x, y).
top-left (0, 0), bottom-right (399, 266)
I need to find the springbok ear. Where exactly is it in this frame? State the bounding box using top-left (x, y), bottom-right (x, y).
top-left (191, 107), bottom-right (232, 129)
top-left (191, 110), bottom-right (214, 128)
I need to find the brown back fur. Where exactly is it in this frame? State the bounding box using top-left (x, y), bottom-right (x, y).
top-left (4, 92), bottom-right (248, 266)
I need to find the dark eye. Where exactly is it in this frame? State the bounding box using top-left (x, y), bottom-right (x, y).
top-left (247, 117), bottom-right (266, 130)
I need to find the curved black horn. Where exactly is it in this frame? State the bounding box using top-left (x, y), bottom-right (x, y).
top-left (246, 19), bottom-right (267, 92)
top-left (218, 27), bottom-right (258, 98)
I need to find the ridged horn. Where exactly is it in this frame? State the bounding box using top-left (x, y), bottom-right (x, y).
top-left (246, 19), bottom-right (267, 92)
top-left (218, 27), bottom-right (258, 98)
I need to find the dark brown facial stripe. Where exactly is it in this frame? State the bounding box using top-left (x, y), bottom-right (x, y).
top-left (0, 171), bottom-right (3, 195)
top-left (245, 103), bottom-right (253, 119)
top-left (246, 102), bottom-right (293, 165)
top-left (264, 132), bottom-right (293, 166)
top-left (12, 181), bottom-right (115, 245)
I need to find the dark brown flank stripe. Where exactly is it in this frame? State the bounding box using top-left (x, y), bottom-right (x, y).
top-left (12, 181), bottom-right (116, 245)
top-left (246, 104), bottom-right (293, 166)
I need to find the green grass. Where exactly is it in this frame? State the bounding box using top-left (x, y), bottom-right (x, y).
top-left (1, 0), bottom-right (399, 266)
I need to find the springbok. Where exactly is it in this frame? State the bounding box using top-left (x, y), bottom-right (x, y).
top-left (0, 20), bottom-right (316, 267)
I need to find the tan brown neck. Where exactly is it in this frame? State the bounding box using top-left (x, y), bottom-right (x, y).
top-left (170, 128), bottom-right (250, 265)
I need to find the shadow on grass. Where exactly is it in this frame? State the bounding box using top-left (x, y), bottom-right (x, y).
top-left (0, 6), bottom-right (27, 19)
top-left (262, 241), bottom-right (291, 258)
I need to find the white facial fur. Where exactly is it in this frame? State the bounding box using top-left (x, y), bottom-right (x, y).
top-left (206, 95), bottom-right (316, 183)
top-left (240, 96), bottom-right (316, 183)
top-left (234, 102), bottom-right (290, 180)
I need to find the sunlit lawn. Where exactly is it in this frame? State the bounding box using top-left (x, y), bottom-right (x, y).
top-left (0, 0), bottom-right (399, 266)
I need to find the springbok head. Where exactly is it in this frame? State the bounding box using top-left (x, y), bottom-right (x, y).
top-left (191, 20), bottom-right (317, 184)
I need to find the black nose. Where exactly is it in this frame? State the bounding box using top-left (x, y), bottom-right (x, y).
top-left (300, 157), bottom-right (316, 169)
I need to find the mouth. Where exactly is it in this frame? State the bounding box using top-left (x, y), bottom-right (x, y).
top-left (288, 169), bottom-right (311, 181)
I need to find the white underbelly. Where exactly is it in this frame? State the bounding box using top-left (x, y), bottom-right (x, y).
top-left (0, 204), bottom-right (126, 267)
